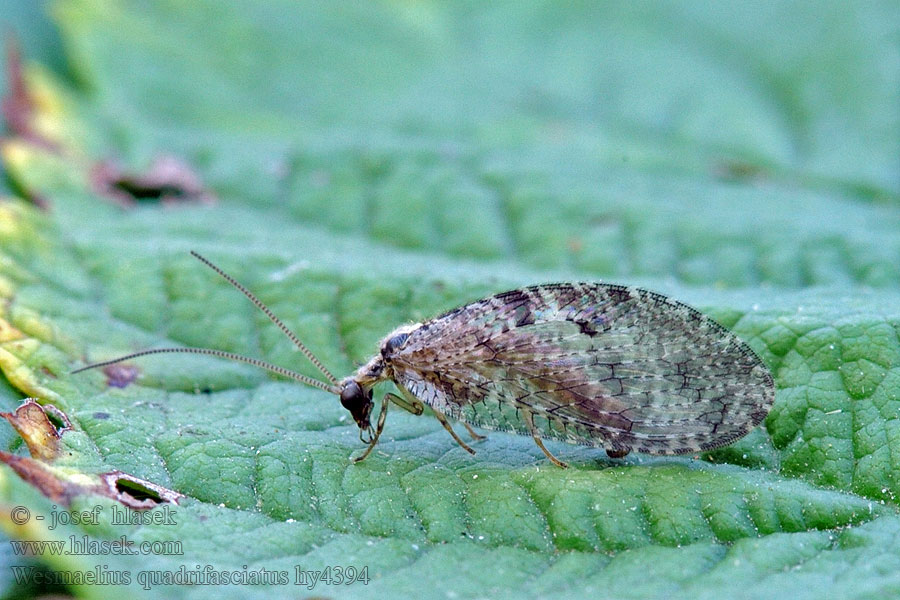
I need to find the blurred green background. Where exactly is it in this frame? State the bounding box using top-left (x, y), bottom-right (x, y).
top-left (0, 2), bottom-right (898, 599)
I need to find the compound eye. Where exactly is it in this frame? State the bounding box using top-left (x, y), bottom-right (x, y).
top-left (383, 332), bottom-right (409, 355)
top-left (340, 381), bottom-right (364, 410)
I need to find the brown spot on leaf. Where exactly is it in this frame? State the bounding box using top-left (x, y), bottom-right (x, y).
top-left (0, 452), bottom-right (184, 508)
top-left (91, 154), bottom-right (216, 207)
top-left (103, 363), bottom-right (139, 388)
top-left (0, 39), bottom-right (54, 210)
top-left (713, 158), bottom-right (769, 182)
top-left (99, 471), bottom-right (184, 509)
top-left (41, 403), bottom-right (72, 433)
top-left (0, 399), bottom-right (62, 460)
top-left (0, 450), bottom-right (75, 503)
top-left (0, 399), bottom-right (183, 509)
top-left (1, 37), bottom-right (58, 154)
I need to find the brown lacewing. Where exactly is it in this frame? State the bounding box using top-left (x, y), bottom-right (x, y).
top-left (74, 251), bottom-right (775, 468)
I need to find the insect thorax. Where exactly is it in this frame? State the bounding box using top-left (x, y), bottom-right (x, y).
top-left (351, 322), bottom-right (422, 389)
top-left (379, 323), bottom-right (422, 357)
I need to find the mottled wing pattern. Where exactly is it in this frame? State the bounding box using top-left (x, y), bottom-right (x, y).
top-left (387, 284), bottom-right (774, 455)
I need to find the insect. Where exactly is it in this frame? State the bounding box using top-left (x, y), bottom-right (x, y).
top-left (74, 251), bottom-right (775, 468)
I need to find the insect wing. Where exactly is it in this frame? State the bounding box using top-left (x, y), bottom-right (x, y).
top-left (389, 284), bottom-right (774, 455)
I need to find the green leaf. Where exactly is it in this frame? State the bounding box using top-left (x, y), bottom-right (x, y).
top-left (0, 1), bottom-right (898, 598)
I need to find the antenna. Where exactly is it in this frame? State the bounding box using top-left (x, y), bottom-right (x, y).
top-left (190, 251), bottom-right (339, 385)
top-left (72, 347), bottom-right (340, 394)
top-left (72, 251), bottom-right (342, 395)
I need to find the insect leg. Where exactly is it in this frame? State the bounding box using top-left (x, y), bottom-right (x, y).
top-left (430, 408), bottom-right (476, 455)
top-left (352, 395), bottom-right (390, 463)
top-left (393, 386), bottom-right (483, 445)
top-left (523, 411), bottom-right (568, 469)
top-left (462, 422), bottom-right (487, 442)
top-left (389, 388), bottom-right (424, 415)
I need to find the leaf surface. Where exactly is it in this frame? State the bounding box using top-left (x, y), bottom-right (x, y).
top-left (0, 1), bottom-right (898, 598)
